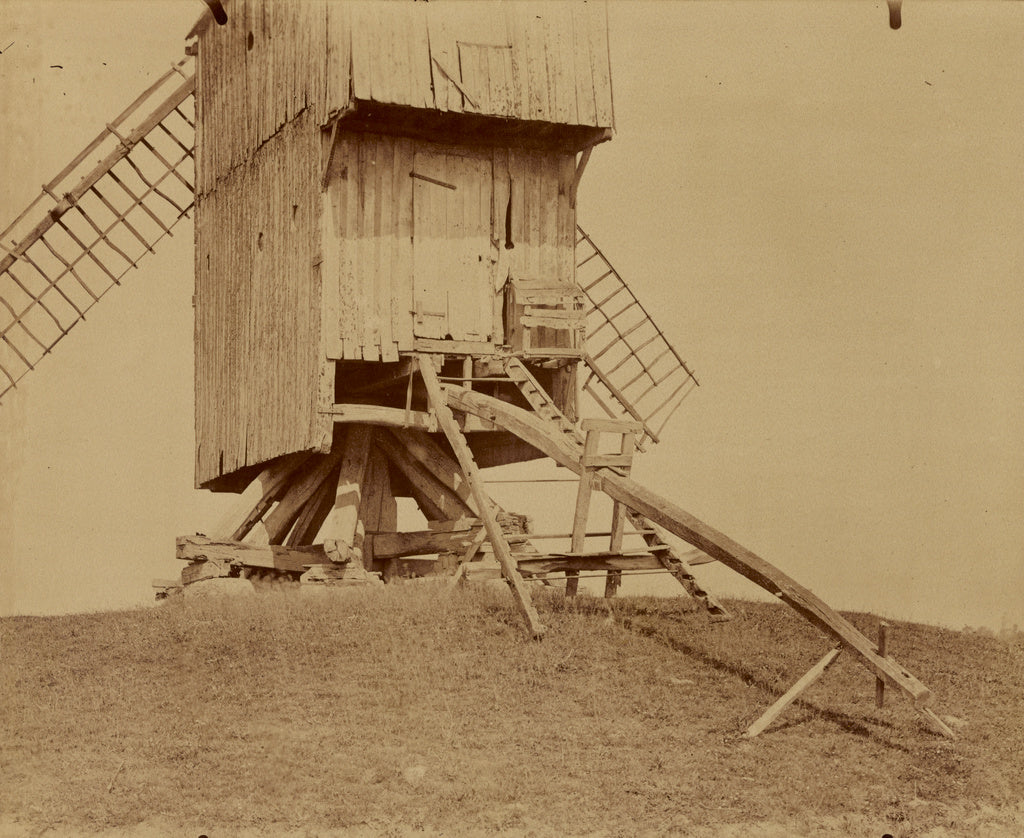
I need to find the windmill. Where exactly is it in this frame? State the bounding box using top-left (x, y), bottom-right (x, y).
top-left (0, 0), bottom-right (950, 737)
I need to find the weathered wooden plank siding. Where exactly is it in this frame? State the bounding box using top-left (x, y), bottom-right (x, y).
top-left (321, 132), bottom-right (415, 362)
top-left (506, 149), bottom-right (576, 286)
top-left (195, 111), bottom-right (323, 488)
top-left (196, 0), bottom-right (325, 195)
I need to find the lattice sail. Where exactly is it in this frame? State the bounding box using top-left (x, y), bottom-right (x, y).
top-left (0, 58), bottom-right (196, 401)
top-left (575, 226), bottom-right (699, 447)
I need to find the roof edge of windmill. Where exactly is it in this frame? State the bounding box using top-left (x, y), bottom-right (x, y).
top-left (190, 0), bottom-right (615, 140)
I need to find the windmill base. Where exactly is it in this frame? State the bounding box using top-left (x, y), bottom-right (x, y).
top-left (165, 353), bottom-right (947, 737)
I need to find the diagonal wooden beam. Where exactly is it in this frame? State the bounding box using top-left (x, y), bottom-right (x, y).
top-left (209, 452), bottom-right (316, 542)
top-left (418, 358), bottom-right (546, 639)
top-left (264, 452), bottom-right (343, 545)
top-left (285, 459), bottom-right (341, 547)
top-left (444, 386), bottom-right (934, 707)
top-left (390, 428), bottom-right (478, 514)
top-left (376, 430), bottom-right (475, 521)
top-left (743, 646), bottom-right (843, 738)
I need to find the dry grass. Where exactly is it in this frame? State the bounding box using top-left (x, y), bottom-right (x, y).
top-left (1, 583), bottom-right (1022, 837)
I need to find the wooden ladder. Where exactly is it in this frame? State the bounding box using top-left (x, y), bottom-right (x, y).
top-left (500, 361), bottom-right (726, 613)
top-left (503, 356), bottom-right (577, 436)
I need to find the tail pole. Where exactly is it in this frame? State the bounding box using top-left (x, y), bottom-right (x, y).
top-left (443, 385), bottom-right (939, 713)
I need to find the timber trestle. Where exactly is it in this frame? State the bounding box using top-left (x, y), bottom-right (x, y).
top-left (176, 352), bottom-right (723, 613)
top-left (174, 351), bottom-right (948, 737)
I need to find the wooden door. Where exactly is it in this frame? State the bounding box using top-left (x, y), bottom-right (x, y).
top-left (412, 149), bottom-right (493, 343)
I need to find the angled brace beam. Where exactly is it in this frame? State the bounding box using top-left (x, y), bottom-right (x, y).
top-left (744, 646), bottom-right (843, 738)
top-left (418, 358), bottom-right (546, 639)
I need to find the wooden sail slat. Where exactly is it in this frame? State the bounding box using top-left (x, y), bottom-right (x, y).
top-left (12, 252), bottom-right (85, 322)
top-left (88, 185), bottom-right (154, 257)
top-left (0, 264), bottom-right (65, 336)
top-left (69, 204), bottom-right (136, 272)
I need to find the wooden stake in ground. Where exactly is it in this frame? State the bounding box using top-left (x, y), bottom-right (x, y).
top-left (744, 646), bottom-right (843, 738)
top-left (876, 622), bottom-right (889, 708)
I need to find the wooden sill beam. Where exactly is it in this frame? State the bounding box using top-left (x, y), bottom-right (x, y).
top-left (177, 530), bottom-right (525, 572)
top-left (516, 553), bottom-right (663, 575)
top-left (177, 535), bottom-right (327, 576)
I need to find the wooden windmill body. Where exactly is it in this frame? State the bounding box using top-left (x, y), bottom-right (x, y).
top-left (0, 0), bottom-right (953, 736)
top-left (190, 1), bottom-right (610, 493)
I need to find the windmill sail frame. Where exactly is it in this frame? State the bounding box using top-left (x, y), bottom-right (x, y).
top-left (0, 58), bottom-right (195, 401)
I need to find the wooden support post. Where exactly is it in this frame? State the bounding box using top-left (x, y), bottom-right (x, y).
top-left (565, 570), bottom-right (580, 597)
top-left (419, 358), bottom-right (546, 639)
top-left (359, 448), bottom-right (398, 571)
top-left (608, 425), bottom-right (635, 597)
top-left (322, 425), bottom-right (374, 564)
top-left (876, 622), bottom-right (889, 708)
top-left (571, 471), bottom-right (595, 554)
top-left (743, 646), bottom-right (843, 738)
top-left (571, 425), bottom-right (605, 554)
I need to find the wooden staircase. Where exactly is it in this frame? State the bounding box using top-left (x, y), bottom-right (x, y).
top-left (498, 356), bottom-right (727, 617)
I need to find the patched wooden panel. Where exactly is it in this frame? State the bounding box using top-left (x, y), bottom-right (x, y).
top-left (195, 0), bottom-right (326, 194)
top-left (325, 0), bottom-right (614, 129)
top-left (411, 149), bottom-right (493, 342)
top-left (504, 149), bottom-right (576, 286)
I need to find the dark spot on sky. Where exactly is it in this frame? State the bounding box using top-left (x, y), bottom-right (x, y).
top-left (50, 64), bottom-right (63, 69)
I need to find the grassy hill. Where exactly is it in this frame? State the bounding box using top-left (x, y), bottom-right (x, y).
top-left (2, 583), bottom-right (1022, 837)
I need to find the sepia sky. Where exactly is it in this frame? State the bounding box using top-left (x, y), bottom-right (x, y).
top-left (1, 1), bottom-right (1021, 632)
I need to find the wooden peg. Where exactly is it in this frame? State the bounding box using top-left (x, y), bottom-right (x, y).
top-left (876, 622), bottom-right (889, 708)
